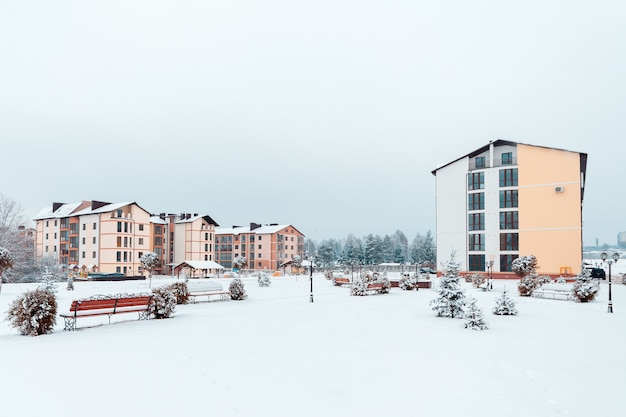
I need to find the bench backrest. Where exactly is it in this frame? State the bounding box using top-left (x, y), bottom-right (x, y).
top-left (540, 283), bottom-right (573, 291)
top-left (70, 295), bottom-right (152, 312)
top-left (188, 282), bottom-right (223, 292)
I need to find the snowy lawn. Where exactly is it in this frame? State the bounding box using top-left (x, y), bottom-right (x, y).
top-left (1, 273), bottom-right (625, 417)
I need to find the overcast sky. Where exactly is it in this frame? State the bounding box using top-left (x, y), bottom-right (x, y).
top-left (1, 1), bottom-right (625, 245)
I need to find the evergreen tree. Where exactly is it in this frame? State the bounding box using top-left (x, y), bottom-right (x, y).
top-left (571, 266), bottom-right (600, 302)
top-left (493, 289), bottom-right (518, 315)
top-left (430, 253), bottom-right (466, 318)
top-left (464, 297), bottom-right (488, 330)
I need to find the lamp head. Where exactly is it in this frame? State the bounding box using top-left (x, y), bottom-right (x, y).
top-left (601, 252), bottom-right (607, 261)
top-left (613, 252), bottom-right (620, 263)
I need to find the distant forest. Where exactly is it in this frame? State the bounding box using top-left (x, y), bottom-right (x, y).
top-left (306, 230), bottom-right (436, 267)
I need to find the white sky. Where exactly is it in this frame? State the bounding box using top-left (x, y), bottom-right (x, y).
top-left (1, 1), bottom-right (625, 244)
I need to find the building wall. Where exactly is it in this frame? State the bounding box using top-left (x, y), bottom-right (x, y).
top-left (517, 144), bottom-right (583, 275)
top-left (434, 156), bottom-right (470, 271)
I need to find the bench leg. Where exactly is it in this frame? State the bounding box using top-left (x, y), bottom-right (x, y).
top-left (63, 316), bottom-right (76, 331)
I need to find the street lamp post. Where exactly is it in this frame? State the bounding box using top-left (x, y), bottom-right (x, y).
top-left (601, 252), bottom-right (620, 313)
top-left (487, 260), bottom-right (494, 290)
top-left (308, 254), bottom-right (314, 303)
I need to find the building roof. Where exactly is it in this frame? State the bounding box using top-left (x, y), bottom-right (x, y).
top-left (33, 201), bottom-right (150, 220)
top-left (175, 214), bottom-right (219, 226)
top-left (216, 223), bottom-right (303, 236)
top-left (174, 260), bottom-right (225, 270)
top-left (431, 139), bottom-right (587, 175)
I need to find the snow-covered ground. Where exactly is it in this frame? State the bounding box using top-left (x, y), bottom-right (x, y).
top-left (1, 271), bottom-right (625, 417)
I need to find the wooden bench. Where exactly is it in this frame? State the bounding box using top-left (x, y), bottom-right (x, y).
top-left (187, 281), bottom-right (231, 303)
top-left (333, 277), bottom-right (351, 286)
top-left (61, 293), bottom-right (154, 331)
top-left (365, 282), bottom-right (384, 294)
top-left (532, 283), bottom-right (573, 300)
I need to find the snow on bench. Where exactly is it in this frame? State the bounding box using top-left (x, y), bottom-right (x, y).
top-left (187, 281), bottom-right (231, 303)
top-left (532, 283), bottom-right (573, 301)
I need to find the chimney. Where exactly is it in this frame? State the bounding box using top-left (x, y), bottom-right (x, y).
top-left (52, 202), bottom-right (65, 213)
top-left (250, 222), bottom-right (261, 230)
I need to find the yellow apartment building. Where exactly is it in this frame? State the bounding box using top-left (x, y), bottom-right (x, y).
top-left (431, 140), bottom-right (587, 277)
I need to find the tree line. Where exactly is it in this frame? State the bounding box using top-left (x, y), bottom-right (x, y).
top-left (306, 230), bottom-right (436, 268)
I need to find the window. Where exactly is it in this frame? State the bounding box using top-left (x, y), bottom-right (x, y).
top-left (45, 233), bottom-right (48, 239)
top-left (502, 152), bottom-right (513, 165)
top-left (138, 224), bottom-right (144, 231)
top-left (205, 244), bottom-right (209, 251)
top-left (468, 213), bottom-right (484, 231)
top-left (46, 221), bottom-right (49, 227)
top-left (124, 222), bottom-right (128, 233)
top-left (499, 190), bottom-right (518, 208)
top-left (500, 233), bottom-right (519, 251)
top-left (92, 251), bottom-right (96, 258)
top-left (468, 193), bottom-right (484, 211)
top-left (93, 237), bottom-right (96, 244)
top-left (500, 254), bottom-right (518, 272)
top-left (258, 236), bottom-right (262, 240)
top-left (82, 224), bottom-right (86, 231)
top-left (475, 156), bottom-right (486, 169)
top-left (116, 209), bottom-right (123, 218)
top-left (93, 223), bottom-right (97, 230)
top-left (469, 255), bottom-right (485, 272)
top-left (82, 237), bottom-right (85, 244)
top-left (468, 172), bottom-right (484, 190)
top-left (116, 251), bottom-right (121, 262)
top-left (117, 222), bottom-right (122, 233)
top-left (468, 234), bottom-right (485, 251)
top-left (205, 233), bottom-right (209, 241)
top-left (500, 211), bottom-right (518, 229)
top-left (117, 237), bottom-right (122, 247)
top-left (124, 236), bottom-right (128, 247)
top-left (499, 168), bottom-right (518, 187)
top-left (82, 251), bottom-right (85, 259)
top-left (138, 238), bottom-right (144, 245)
top-left (258, 245), bottom-right (262, 249)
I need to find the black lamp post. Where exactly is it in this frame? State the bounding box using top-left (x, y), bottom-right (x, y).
top-left (601, 252), bottom-right (620, 313)
top-left (308, 254), bottom-right (315, 303)
top-left (487, 260), bottom-right (494, 290)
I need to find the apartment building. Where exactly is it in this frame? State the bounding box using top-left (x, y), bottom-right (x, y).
top-left (35, 201), bottom-right (153, 276)
top-left (431, 140), bottom-right (587, 277)
top-left (215, 223), bottom-right (305, 270)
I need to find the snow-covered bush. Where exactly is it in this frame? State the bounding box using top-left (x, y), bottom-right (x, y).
top-left (6, 288), bottom-right (57, 336)
top-left (555, 277), bottom-right (567, 284)
top-left (431, 253), bottom-right (466, 318)
top-left (350, 278), bottom-right (367, 296)
top-left (229, 278), bottom-right (247, 300)
top-left (537, 275), bottom-right (553, 286)
top-left (166, 281), bottom-right (189, 304)
top-left (350, 275), bottom-right (390, 296)
top-left (464, 297), bottom-right (488, 330)
top-left (39, 269), bottom-right (57, 293)
top-left (517, 274), bottom-right (538, 297)
top-left (468, 273), bottom-right (487, 288)
top-left (233, 255), bottom-right (247, 270)
top-left (258, 273), bottom-right (271, 287)
top-left (512, 255), bottom-right (538, 277)
top-left (66, 275), bottom-right (74, 291)
top-left (493, 290), bottom-right (518, 316)
top-left (324, 271), bottom-right (333, 280)
top-left (571, 268), bottom-right (600, 303)
top-left (151, 286), bottom-right (176, 319)
top-left (399, 274), bottom-right (418, 290)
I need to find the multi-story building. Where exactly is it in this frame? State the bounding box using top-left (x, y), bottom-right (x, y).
top-left (215, 223), bottom-right (305, 270)
top-left (431, 140), bottom-right (587, 277)
top-left (35, 201), bottom-right (153, 276)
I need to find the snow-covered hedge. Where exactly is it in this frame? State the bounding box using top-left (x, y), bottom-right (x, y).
top-left (571, 269), bottom-right (599, 303)
top-left (258, 273), bottom-right (271, 287)
top-left (151, 286), bottom-right (176, 319)
top-left (517, 274), bottom-right (538, 297)
top-left (229, 278), bottom-right (247, 300)
top-left (166, 281), bottom-right (190, 304)
top-left (399, 274), bottom-right (418, 290)
top-left (467, 273), bottom-right (486, 288)
top-left (6, 288), bottom-right (57, 336)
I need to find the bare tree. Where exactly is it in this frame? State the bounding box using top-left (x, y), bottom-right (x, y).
top-left (140, 252), bottom-right (160, 288)
top-left (0, 194), bottom-right (34, 283)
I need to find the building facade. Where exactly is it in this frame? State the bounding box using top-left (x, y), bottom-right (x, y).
top-left (215, 223), bottom-right (305, 270)
top-left (431, 140), bottom-right (587, 277)
top-left (34, 201), bottom-right (299, 276)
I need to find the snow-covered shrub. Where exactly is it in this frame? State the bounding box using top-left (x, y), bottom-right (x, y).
top-left (229, 278), bottom-right (247, 300)
top-left (571, 268), bottom-right (599, 303)
top-left (39, 271), bottom-right (57, 293)
top-left (66, 275), bottom-right (74, 291)
top-left (512, 255), bottom-right (538, 277)
top-left (537, 275), bottom-right (553, 286)
top-left (324, 271), bottom-right (333, 280)
top-left (493, 290), bottom-right (518, 316)
top-left (517, 274), bottom-right (538, 297)
top-left (166, 281), bottom-right (189, 304)
top-left (350, 278), bottom-right (367, 296)
top-left (151, 286), bottom-right (176, 319)
top-left (468, 273), bottom-right (487, 288)
top-left (6, 288), bottom-right (57, 336)
top-left (555, 277), bottom-right (567, 284)
top-left (464, 297), bottom-right (488, 330)
top-left (258, 273), bottom-right (271, 287)
top-left (379, 276), bottom-right (391, 294)
top-left (399, 274), bottom-right (418, 291)
top-left (430, 253), bottom-right (466, 318)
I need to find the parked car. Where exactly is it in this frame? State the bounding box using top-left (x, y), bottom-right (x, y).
top-left (419, 267), bottom-right (436, 274)
top-left (587, 267), bottom-right (606, 279)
